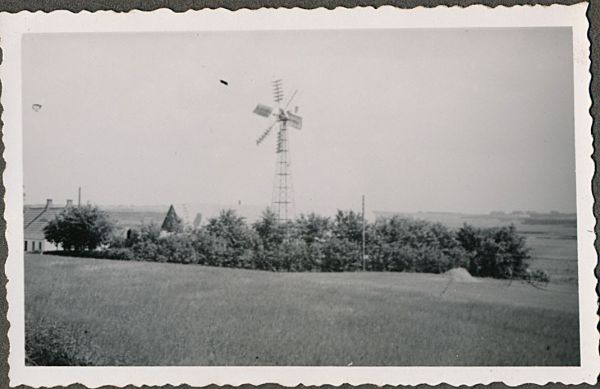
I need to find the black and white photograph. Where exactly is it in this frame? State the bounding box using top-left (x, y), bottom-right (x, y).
top-left (1, 4), bottom-right (597, 387)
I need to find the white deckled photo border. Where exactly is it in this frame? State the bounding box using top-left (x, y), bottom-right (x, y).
top-left (0, 4), bottom-right (596, 387)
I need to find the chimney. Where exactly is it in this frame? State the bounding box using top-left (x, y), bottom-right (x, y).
top-left (45, 199), bottom-right (53, 208)
top-left (66, 199), bottom-right (73, 207)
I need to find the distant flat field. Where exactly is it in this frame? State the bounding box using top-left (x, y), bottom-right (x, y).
top-left (25, 254), bottom-right (580, 366)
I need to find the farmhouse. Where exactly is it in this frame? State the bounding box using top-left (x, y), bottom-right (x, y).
top-left (24, 199), bottom-right (72, 253)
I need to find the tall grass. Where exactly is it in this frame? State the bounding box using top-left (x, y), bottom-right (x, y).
top-left (25, 254), bottom-right (579, 366)
top-left (25, 318), bottom-right (106, 365)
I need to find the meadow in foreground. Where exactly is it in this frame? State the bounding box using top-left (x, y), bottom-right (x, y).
top-left (25, 254), bottom-right (579, 366)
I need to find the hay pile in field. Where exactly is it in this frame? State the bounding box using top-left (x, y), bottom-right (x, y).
top-left (443, 267), bottom-right (479, 283)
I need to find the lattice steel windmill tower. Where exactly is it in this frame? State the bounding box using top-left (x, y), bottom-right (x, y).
top-left (253, 80), bottom-right (303, 224)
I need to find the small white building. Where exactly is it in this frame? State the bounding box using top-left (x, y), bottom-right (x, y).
top-left (24, 199), bottom-right (72, 253)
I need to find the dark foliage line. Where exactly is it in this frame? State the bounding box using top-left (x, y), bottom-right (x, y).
top-left (44, 206), bottom-right (547, 281)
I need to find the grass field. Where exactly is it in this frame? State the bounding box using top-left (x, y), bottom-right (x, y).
top-left (25, 254), bottom-right (580, 366)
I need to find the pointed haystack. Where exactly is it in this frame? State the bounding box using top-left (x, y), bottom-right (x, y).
top-left (161, 205), bottom-right (183, 233)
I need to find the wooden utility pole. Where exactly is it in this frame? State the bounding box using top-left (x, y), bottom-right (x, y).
top-left (78, 187), bottom-right (81, 207)
top-left (362, 195), bottom-right (366, 271)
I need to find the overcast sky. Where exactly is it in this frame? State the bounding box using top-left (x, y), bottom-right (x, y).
top-left (23, 28), bottom-right (575, 214)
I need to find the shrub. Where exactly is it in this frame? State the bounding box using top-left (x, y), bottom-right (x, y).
top-left (43, 207), bottom-right (536, 281)
top-left (456, 224), bottom-right (530, 279)
top-left (192, 230), bottom-right (228, 267)
top-left (98, 248), bottom-right (135, 260)
top-left (373, 243), bottom-right (415, 272)
top-left (205, 210), bottom-right (257, 267)
top-left (44, 204), bottom-right (114, 251)
top-left (42, 248), bottom-right (133, 261)
top-left (294, 213), bottom-right (332, 244)
top-left (25, 318), bottom-right (99, 366)
top-left (413, 245), bottom-right (452, 273)
top-left (160, 233), bottom-right (199, 264)
top-left (321, 238), bottom-right (362, 272)
top-left (252, 244), bottom-right (281, 271)
top-left (333, 210), bottom-right (363, 242)
top-left (529, 268), bottom-right (550, 283)
top-left (253, 208), bottom-right (286, 250)
top-left (303, 241), bottom-right (326, 271)
top-left (368, 216), bottom-right (466, 273)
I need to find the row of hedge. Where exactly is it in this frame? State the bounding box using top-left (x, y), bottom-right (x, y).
top-left (49, 208), bottom-right (544, 280)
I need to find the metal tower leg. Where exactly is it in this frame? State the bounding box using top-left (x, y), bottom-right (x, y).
top-left (271, 121), bottom-right (294, 229)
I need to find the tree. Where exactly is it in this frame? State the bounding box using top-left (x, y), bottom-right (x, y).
top-left (294, 213), bottom-right (331, 244)
top-left (333, 210), bottom-right (363, 242)
top-left (206, 209), bottom-right (253, 247)
top-left (253, 208), bottom-right (285, 250)
top-left (205, 209), bottom-right (257, 267)
top-left (368, 216), bottom-right (466, 272)
top-left (44, 205), bottom-right (114, 251)
top-left (322, 237), bottom-right (361, 272)
top-left (456, 224), bottom-right (530, 278)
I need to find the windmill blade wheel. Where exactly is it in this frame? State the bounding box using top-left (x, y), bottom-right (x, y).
top-left (256, 122), bottom-right (277, 145)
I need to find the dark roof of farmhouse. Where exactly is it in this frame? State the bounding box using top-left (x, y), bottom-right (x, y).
top-left (24, 205), bottom-right (65, 240)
